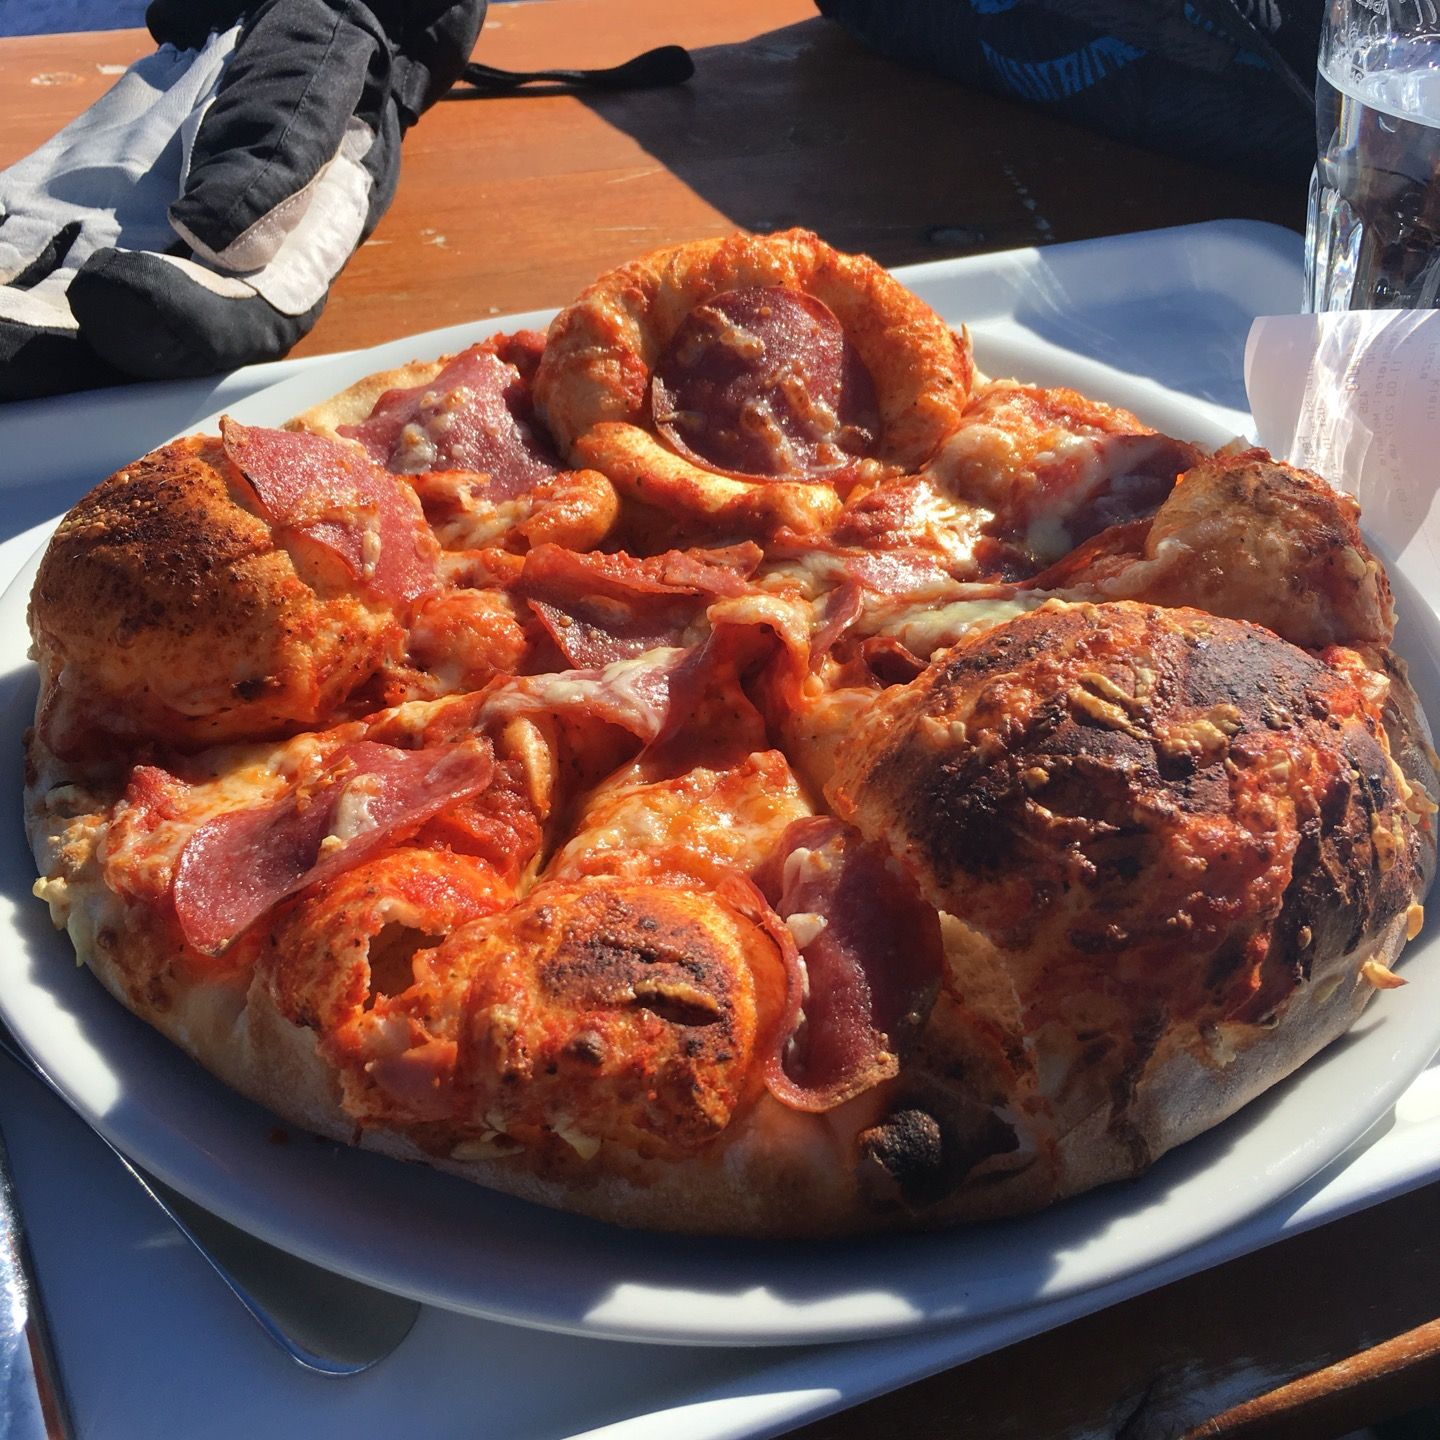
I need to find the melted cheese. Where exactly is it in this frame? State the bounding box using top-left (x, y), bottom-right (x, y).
top-left (100, 740), bottom-right (324, 893)
top-left (484, 649), bottom-right (688, 727)
top-left (754, 551), bottom-right (850, 601)
top-left (391, 421), bottom-right (439, 475)
top-left (873, 593), bottom-right (1050, 659)
top-left (784, 911), bottom-right (828, 949)
top-left (320, 773), bottom-right (385, 853)
top-left (899, 480), bottom-right (986, 569)
top-left (31, 874), bottom-right (71, 927)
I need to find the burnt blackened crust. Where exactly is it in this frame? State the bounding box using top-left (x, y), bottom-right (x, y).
top-left (857, 1093), bottom-right (1018, 1211)
top-left (1267, 719), bottom-right (1417, 1005)
top-left (537, 889), bottom-right (738, 1042)
top-left (450, 879), bottom-right (780, 1159)
top-left (1377, 647), bottom-right (1440, 889)
top-left (904, 609), bottom-right (1335, 890)
top-left (850, 602), bottom-right (1424, 1023)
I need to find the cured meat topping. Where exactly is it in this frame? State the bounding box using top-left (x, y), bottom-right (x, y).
top-left (651, 287), bottom-right (879, 478)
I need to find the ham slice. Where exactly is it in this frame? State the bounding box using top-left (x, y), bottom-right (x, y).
top-left (517, 542), bottom-right (762, 668)
top-left (173, 739), bottom-right (494, 955)
top-left (810, 580), bottom-right (864, 660)
top-left (480, 648), bottom-right (697, 745)
top-left (839, 548), bottom-right (954, 596)
top-left (337, 343), bottom-right (560, 497)
top-left (221, 418), bottom-right (438, 604)
top-left (759, 817), bottom-right (943, 1111)
top-left (482, 589), bottom-right (810, 747)
top-left (651, 286), bottom-right (879, 478)
top-left (816, 551), bottom-right (989, 657)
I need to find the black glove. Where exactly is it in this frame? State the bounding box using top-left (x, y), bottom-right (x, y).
top-left (0, 0), bottom-right (486, 400)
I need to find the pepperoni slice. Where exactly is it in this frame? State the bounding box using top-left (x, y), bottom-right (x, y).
top-left (338, 343), bottom-right (560, 498)
top-left (758, 817), bottom-right (943, 1111)
top-left (482, 591), bottom-right (804, 750)
top-left (221, 419), bottom-right (438, 604)
top-left (650, 287), bottom-right (879, 479)
top-left (517, 542), bottom-right (762, 668)
top-left (172, 739), bottom-right (495, 956)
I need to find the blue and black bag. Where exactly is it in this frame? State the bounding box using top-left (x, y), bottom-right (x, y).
top-left (815, 0), bottom-right (1322, 182)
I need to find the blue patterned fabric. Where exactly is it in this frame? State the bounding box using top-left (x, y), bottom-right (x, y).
top-left (815, 0), bottom-right (1322, 181)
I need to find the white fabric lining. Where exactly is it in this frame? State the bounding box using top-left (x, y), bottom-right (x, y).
top-left (152, 252), bottom-right (258, 301)
top-left (0, 28), bottom-right (237, 294)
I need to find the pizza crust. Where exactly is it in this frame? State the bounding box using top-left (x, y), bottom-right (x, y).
top-left (38, 800), bottom-right (1410, 1236)
top-left (28, 437), bottom-right (405, 753)
top-left (288, 355), bottom-right (453, 441)
top-left (534, 229), bottom-right (976, 536)
top-left (28, 658), bottom-right (1429, 1237)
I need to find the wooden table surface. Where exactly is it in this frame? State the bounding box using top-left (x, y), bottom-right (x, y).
top-left (2, 3), bottom-right (1436, 1438)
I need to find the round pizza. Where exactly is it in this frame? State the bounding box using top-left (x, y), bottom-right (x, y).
top-left (23, 229), bottom-right (1437, 1236)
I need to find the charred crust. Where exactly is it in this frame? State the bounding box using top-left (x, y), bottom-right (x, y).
top-left (541, 895), bottom-right (732, 1017)
top-left (34, 439), bottom-right (276, 642)
top-left (446, 881), bottom-right (772, 1158)
top-left (857, 1097), bottom-right (1018, 1211)
top-left (857, 602), bottom-right (1419, 1013)
top-left (898, 607), bottom-right (1390, 874)
top-left (1265, 725), bottom-right (1420, 1011)
top-left (1377, 647), bottom-right (1440, 886)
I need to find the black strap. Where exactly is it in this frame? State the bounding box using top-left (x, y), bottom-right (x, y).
top-left (450, 44), bottom-right (694, 95)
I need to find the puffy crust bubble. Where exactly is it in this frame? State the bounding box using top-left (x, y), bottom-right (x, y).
top-left (534, 229), bottom-right (975, 536)
top-left (29, 437), bottom-right (405, 753)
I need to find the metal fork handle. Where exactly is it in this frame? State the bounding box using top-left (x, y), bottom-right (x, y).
top-left (0, 1118), bottom-right (72, 1438)
top-left (0, 1026), bottom-right (418, 1376)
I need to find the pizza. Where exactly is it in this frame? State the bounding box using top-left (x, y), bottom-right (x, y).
top-left (23, 229), bottom-right (1437, 1236)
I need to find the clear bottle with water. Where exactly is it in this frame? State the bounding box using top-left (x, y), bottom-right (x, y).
top-left (1305, 18), bottom-right (1440, 311)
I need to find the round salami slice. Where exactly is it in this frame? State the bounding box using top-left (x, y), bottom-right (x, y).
top-left (757, 816), bottom-right (944, 1112)
top-left (650, 287), bottom-right (879, 479)
top-left (221, 418), bottom-right (438, 604)
top-left (171, 739), bottom-right (496, 956)
top-left (339, 344), bottom-right (560, 498)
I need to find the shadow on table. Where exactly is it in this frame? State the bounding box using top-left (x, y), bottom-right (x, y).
top-left (562, 16), bottom-right (1299, 257)
top-left (556, 18), bottom-right (1057, 266)
top-left (432, 17), bottom-right (1065, 264)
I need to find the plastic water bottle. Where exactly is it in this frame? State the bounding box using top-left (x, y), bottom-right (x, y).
top-left (1305, 33), bottom-right (1440, 311)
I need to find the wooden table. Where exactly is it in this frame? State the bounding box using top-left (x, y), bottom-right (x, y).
top-left (2, 4), bottom-right (1436, 1437)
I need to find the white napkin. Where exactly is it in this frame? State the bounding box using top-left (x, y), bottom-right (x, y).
top-left (1246, 311), bottom-right (1440, 617)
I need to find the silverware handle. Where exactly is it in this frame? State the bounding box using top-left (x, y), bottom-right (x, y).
top-left (0, 1027), bottom-right (417, 1376)
top-left (0, 1124), bottom-right (72, 1439)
